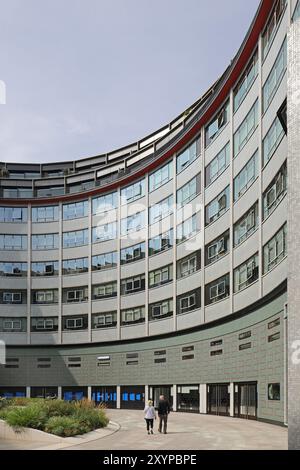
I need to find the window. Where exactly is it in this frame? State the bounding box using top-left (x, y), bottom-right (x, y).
top-left (234, 151), bottom-right (258, 201)
top-left (3, 187), bottom-right (33, 199)
top-left (0, 207), bottom-right (27, 223)
top-left (234, 203), bottom-right (258, 246)
top-left (268, 383), bottom-right (280, 401)
top-left (239, 343), bottom-right (251, 351)
top-left (92, 312), bottom-right (117, 329)
top-left (176, 138), bottom-right (199, 173)
top-left (32, 206), bottom-right (58, 222)
top-left (205, 101), bottom-right (229, 147)
top-left (92, 251), bottom-right (117, 271)
top-left (268, 332), bottom-right (280, 342)
top-left (263, 162), bottom-right (287, 219)
top-left (92, 192), bottom-right (118, 214)
top-left (210, 340), bottom-right (222, 347)
top-left (205, 274), bottom-right (230, 305)
top-left (2, 319), bottom-right (23, 331)
top-left (64, 288), bottom-right (88, 303)
top-left (149, 229), bottom-right (173, 256)
top-left (293, 0), bottom-right (300, 21)
top-left (210, 350), bottom-right (222, 356)
top-left (149, 299), bottom-right (173, 321)
top-left (63, 201), bottom-right (88, 220)
top-left (149, 265), bottom-right (172, 288)
top-left (121, 242), bottom-right (145, 264)
top-left (62, 258), bottom-right (88, 275)
top-left (239, 331), bottom-right (251, 340)
top-left (234, 101), bottom-right (258, 157)
top-left (205, 230), bottom-right (229, 266)
top-left (234, 253), bottom-right (259, 292)
top-left (149, 161), bottom-right (173, 191)
top-left (205, 143), bottom-right (230, 186)
top-left (205, 187), bottom-right (229, 226)
top-left (33, 290), bottom-right (58, 304)
top-left (63, 229), bottom-right (88, 248)
top-left (149, 196), bottom-right (173, 225)
top-left (32, 233), bottom-right (58, 250)
top-left (177, 174), bottom-right (200, 207)
top-left (65, 317), bottom-right (84, 330)
top-left (234, 50), bottom-right (258, 111)
top-left (177, 213), bottom-right (199, 243)
top-left (262, 0), bottom-right (287, 58)
top-left (0, 262), bottom-right (27, 277)
top-left (121, 306), bottom-right (145, 325)
top-left (121, 212), bottom-right (145, 235)
top-left (268, 318), bottom-right (280, 329)
top-left (2, 292), bottom-right (22, 304)
top-left (93, 282), bottom-right (117, 299)
top-left (177, 288), bottom-right (201, 314)
top-left (177, 250), bottom-right (201, 278)
top-left (121, 179), bottom-right (145, 204)
top-left (263, 38), bottom-right (287, 112)
top-left (121, 274), bottom-right (145, 295)
top-left (0, 234), bottom-right (27, 251)
top-left (31, 261), bottom-right (58, 277)
top-left (263, 223), bottom-right (287, 273)
top-left (263, 117), bottom-right (285, 166)
top-left (31, 318), bottom-right (58, 332)
top-left (92, 222), bottom-right (117, 242)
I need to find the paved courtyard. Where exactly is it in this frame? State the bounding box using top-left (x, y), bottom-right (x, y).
top-left (0, 410), bottom-right (287, 450)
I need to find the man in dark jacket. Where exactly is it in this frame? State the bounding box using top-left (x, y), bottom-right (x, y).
top-left (157, 395), bottom-right (170, 434)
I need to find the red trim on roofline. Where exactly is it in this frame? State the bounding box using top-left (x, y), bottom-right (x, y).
top-left (2, 0), bottom-right (274, 206)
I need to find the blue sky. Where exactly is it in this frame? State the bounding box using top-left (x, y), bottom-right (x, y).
top-left (0, 0), bottom-right (260, 163)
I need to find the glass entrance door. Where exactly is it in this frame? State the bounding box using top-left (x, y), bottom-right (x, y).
top-left (207, 383), bottom-right (230, 416)
top-left (149, 385), bottom-right (173, 409)
top-left (234, 382), bottom-right (257, 420)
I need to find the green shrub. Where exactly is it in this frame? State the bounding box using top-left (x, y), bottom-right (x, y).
top-left (5, 403), bottom-right (47, 430)
top-left (41, 399), bottom-right (74, 417)
top-left (45, 416), bottom-right (86, 437)
top-left (74, 407), bottom-right (109, 430)
top-left (0, 398), bottom-right (10, 410)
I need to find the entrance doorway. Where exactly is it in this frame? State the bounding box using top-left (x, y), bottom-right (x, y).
top-left (234, 382), bottom-right (257, 420)
top-left (207, 383), bottom-right (230, 416)
top-left (149, 385), bottom-right (173, 409)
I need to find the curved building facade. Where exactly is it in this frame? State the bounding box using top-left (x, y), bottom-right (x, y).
top-left (0, 0), bottom-right (298, 424)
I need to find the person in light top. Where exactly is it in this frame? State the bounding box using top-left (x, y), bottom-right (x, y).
top-left (144, 400), bottom-right (156, 434)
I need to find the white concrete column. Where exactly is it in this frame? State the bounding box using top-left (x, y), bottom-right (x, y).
top-left (57, 386), bottom-right (62, 400)
top-left (145, 385), bottom-right (149, 404)
top-left (229, 383), bottom-right (234, 417)
top-left (87, 386), bottom-right (92, 401)
top-left (172, 384), bottom-right (177, 411)
top-left (26, 386), bottom-right (31, 398)
top-left (200, 384), bottom-right (207, 414)
top-left (116, 385), bottom-right (121, 409)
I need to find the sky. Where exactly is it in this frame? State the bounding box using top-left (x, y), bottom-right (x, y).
top-left (0, 0), bottom-right (260, 164)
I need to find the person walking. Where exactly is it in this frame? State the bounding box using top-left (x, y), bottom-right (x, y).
top-left (157, 394), bottom-right (170, 434)
top-left (144, 400), bottom-right (156, 435)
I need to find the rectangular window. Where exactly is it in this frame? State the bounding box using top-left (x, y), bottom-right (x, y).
top-left (32, 261), bottom-right (59, 277)
top-left (268, 383), bottom-right (280, 400)
top-left (268, 332), bottom-right (280, 342)
top-left (31, 318), bottom-right (57, 331)
top-left (92, 192), bottom-right (118, 214)
top-left (205, 101), bottom-right (229, 147)
top-left (205, 143), bottom-right (230, 187)
top-left (177, 288), bottom-right (201, 314)
top-left (65, 317), bottom-right (84, 329)
top-left (0, 234), bottom-right (27, 251)
top-left (63, 229), bottom-right (88, 248)
top-left (149, 299), bottom-right (173, 321)
top-left (33, 290), bottom-right (58, 304)
top-left (176, 139), bottom-right (199, 173)
top-left (205, 230), bottom-right (229, 266)
top-left (210, 350), bottom-right (223, 356)
top-left (32, 233), bottom-right (58, 250)
top-left (239, 331), bottom-right (251, 340)
top-left (93, 222), bottom-right (117, 242)
top-left (262, 0), bottom-right (287, 58)
top-left (234, 151), bottom-right (258, 201)
top-left (177, 213), bottom-right (199, 244)
top-left (263, 223), bottom-right (287, 273)
top-left (210, 340), bottom-right (223, 347)
top-left (149, 161), bottom-right (173, 191)
top-left (234, 253), bottom-right (259, 292)
top-left (149, 230), bottom-right (173, 256)
top-left (121, 242), bottom-right (145, 264)
top-left (205, 187), bottom-right (229, 226)
top-left (121, 274), bottom-right (145, 295)
top-left (234, 50), bottom-right (258, 111)
top-left (92, 251), bottom-right (117, 271)
top-left (121, 212), bottom-right (145, 235)
top-left (2, 320), bottom-right (22, 331)
top-left (121, 179), bottom-right (145, 204)
top-left (65, 288), bottom-right (88, 303)
top-left (62, 258), bottom-right (88, 275)
top-left (2, 292), bottom-right (22, 304)
top-left (32, 206), bottom-right (58, 222)
top-left (239, 342), bottom-right (251, 351)
top-left (177, 174), bottom-right (200, 207)
top-left (177, 250), bottom-right (201, 278)
top-left (63, 201), bottom-right (88, 220)
top-left (263, 162), bottom-right (287, 219)
top-left (263, 38), bottom-right (287, 112)
top-left (234, 202), bottom-right (258, 246)
top-left (92, 312), bottom-right (117, 329)
top-left (93, 282), bottom-right (117, 299)
top-left (234, 101), bottom-right (258, 157)
top-left (0, 262), bottom-right (27, 277)
top-left (205, 274), bottom-right (230, 305)
top-left (268, 318), bottom-right (280, 329)
top-left (149, 265), bottom-right (172, 288)
top-left (149, 196), bottom-right (173, 225)
top-left (0, 207), bottom-right (27, 223)
top-left (121, 306), bottom-right (145, 325)
top-left (263, 117), bottom-right (285, 166)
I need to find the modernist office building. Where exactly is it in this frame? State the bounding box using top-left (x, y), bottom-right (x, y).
top-left (0, 0), bottom-right (299, 425)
